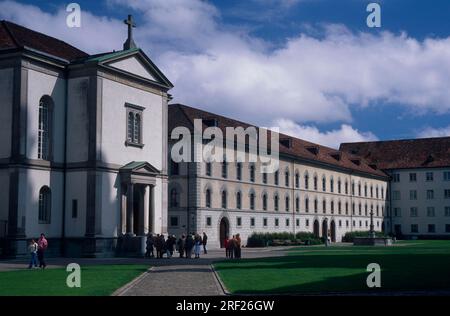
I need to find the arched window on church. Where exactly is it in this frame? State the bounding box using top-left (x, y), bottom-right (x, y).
top-left (38, 96), bottom-right (53, 160)
top-left (221, 190), bottom-right (227, 209)
top-left (262, 193), bottom-right (268, 211)
top-left (250, 192), bottom-right (255, 210)
top-left (170, 188), bottom-right (178, 207)
top-left (38, 186), bottom-right (51, 223)
top-left (236, 191), bottom-right (242, 209)
top-left (250, 164), bottom-right (255, 182)
top-left (205, 189), bottom-right (211, 208)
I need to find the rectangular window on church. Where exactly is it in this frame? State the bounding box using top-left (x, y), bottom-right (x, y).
top-left (72, 200), bottom-right (78, 219)
top-left (125, 103), bottom-right (144, 148)
top-left (206, 216), bottom-right (212, 227)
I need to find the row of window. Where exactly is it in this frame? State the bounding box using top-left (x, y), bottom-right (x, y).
top-left (393, 189), bottom-right (450, 200)
top-left (394, 206), bottom-right (450, 217)
top-left (193, 188), bottom-right (384, 216)
top-left (204, 162), bottom-right (385, 199)
top-left (409, 224), bottom-right (450, 233)
top-left (169, 216), bottom-right (381, 230)
top-left (392, 171), bottom-right (450, 183)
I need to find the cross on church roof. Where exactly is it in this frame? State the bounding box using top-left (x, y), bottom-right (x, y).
top-left (123, 14), bottom-right (137, 50)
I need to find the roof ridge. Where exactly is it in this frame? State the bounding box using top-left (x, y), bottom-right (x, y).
top-left (341, 135), bottom-right (450, 146)
top-left (2, 20), bottom-right (20, 47)
top-left (170, 103), bottom-right (386, 177)
top-left (2, 20), bottom-right (88, 58)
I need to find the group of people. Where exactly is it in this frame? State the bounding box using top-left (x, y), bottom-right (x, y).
top-left (146, 232), bottom-right (208, 259)
top-left (224, 234), bottom-right (242, 259)
top-left (28, 233), bottom-right (48, 269)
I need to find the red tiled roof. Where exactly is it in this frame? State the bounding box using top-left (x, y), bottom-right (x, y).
top-left (0, 20), bottom-right (88, 62)
top-left (169, 104), bottom-right (388, 178)
top-left (340, 138), bottom-right (450, 170)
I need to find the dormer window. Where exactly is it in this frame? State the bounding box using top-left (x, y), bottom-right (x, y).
top-left (351, 158), bottom-right (361, 166)
top-left (306, 146), bottom-right (319, 155)
top-left (280, 138), bottom-right (292, 148)
top-left (204, 118), bottom-right (219, 127)
top-left (330, 152), bottom-right (341, 161)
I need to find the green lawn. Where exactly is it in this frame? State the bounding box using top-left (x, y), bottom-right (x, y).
top-left (0, 264), bottom-right (149, 296)
top-left (214, 240), bottom-right (450, 294)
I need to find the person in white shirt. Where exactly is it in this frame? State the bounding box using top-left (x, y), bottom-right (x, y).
top-left (28, 239), bottom-right (38, 269)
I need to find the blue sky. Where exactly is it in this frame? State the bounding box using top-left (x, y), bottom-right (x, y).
top-left (1, 0), bottom-right (450, 147)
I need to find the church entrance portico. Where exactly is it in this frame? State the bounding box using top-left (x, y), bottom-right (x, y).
top-left (120, 162), bottom-right (160, 238)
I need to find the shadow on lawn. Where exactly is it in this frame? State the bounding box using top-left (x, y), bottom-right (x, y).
top-left (215, 252), bottom-right (450, 294)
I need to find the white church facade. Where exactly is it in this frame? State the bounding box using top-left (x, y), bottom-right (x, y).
top-left (0, 19), bottom-right (172, 257)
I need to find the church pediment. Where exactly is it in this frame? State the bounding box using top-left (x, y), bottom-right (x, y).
top-left (120, 161), bottom-right (160, 176)
top-left (108, 55), bottom-right (157, 81)
top-left (84, 48), bottom-right (173, 89)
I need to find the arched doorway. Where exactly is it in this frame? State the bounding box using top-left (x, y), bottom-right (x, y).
top-left (219, 217), bottom-right (229, 248)
top-left (330, 220), bottom-right (336, 242)
top-left (313, 220), bottom-right (320, 238)
top-left (322, 219), bottom-right (328, 239)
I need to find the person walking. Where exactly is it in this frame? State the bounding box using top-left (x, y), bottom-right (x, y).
top-left (160, 234), bottom-right (166, 258)
top-left (145, 234), bottom-right (154, 258)
top-left (194, 234), bottom-right (202, 259)
top-left (235, 234), bottom-right (242, 259)
top-left (185, 234), bottom-right (194, 259)
top-left (154, 234), bottom-right (162, 258)
top-left (165, 235), bottom-right (175, 258)
top-left (229, 236), bottom-right (236, 259)
top-left (202, 232), bottom-right (208, 254)
top-left (177, 235), bottom-right (186, 258)
top-left (28, 239), bottom-right (38, 269)
top-left (224, 237), bottom-right (229, 258)
top-left (37, 233), bottom-right (48, 269)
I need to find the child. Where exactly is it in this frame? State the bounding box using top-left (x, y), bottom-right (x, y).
top-left (28, 239), bottom-right (38, 269)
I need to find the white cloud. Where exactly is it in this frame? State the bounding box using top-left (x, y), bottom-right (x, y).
top-left (417, 126), bottom-right (450, 138)
top-left (2, 0), bottom-right (450, 144)
top-left (274, 118), bottom-right (378, 148)
top-left (0, 0), bottom-right (124, 53)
